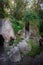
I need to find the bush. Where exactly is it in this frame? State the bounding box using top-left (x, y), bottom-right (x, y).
top-left (22, 10), bottom-right (39, 22)
top-left (26, 39), bottom-right (40, 57)
top-left (9, 15), bottom-right (23, 33)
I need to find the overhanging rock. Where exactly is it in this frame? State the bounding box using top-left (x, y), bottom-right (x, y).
top-left (0, 19), bottom-right (16, 42)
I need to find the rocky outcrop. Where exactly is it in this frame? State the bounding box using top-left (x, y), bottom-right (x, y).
top-left (0, 19), bottom-right (16, 42)
top-left (17, 40), bottom-right (31, 54)
top-left (0, 19), bottom-right (34, 63)
top-left (0, 18), bottom-right (16, 53)
top-left (8, 46), bottom-right (21, 62)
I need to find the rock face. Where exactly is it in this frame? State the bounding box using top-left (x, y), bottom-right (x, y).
top-left (17, 40), bottom-right (31, 54)
top-left (0, 19), bottom-right (32, 63)
top-left (0, 19), bottom-right (16, 42)
top-left (0, 19), bottom-right (15, 40)
top-left (9, 46), bottom-right (21, 62)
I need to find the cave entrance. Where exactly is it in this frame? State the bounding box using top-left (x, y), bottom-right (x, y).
top-left (0, 35), bottom-right (4, 47)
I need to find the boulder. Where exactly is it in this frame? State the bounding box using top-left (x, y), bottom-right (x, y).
top-left (9, 46), bottom-right (21, 62)
top-left (17, 40), bottom-right (31, 54)
top-left (0, 19), bottom-right (16, 52)
top-left (0, 19), bottom-right (16, 42)
top-left (1, 19), bottom-right (16, 40)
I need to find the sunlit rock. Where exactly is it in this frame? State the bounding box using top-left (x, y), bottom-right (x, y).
top-left (0, 19), bottom-right (16, 55)
top-left (2, 19), bottom-right (16, 41)
top-left (0, 19), bottom-right (16, 42)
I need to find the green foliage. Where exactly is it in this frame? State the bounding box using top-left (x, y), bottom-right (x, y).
top-left (0, 0), bottom-right (9, 18)
top-left (27, 39), bottom-right (40, 57)
top-left (28, 45), bottom-right (40, 57)
top-left (9, 15), bottom-right (23, 33)
top-left (22, 10), bottom-right (39, 31)
top-left (0, 0), bottom-right (4, 18)
top-left (22, 10), bottom-right (39, 22)
top-left (0, 7), bottom-right (4, 18)
top-left (13, 0), bottom-right (28, 20)
top-left (23, 39), bottom-right (40, 57)
top-left (39, 10), bottom-right (43, 19)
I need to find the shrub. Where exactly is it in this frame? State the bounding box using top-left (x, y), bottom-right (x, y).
top-left (9, 15), bottom-right (23, 33)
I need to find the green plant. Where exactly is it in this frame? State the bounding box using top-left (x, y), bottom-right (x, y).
top-left (22, 10), bottom-right (39, 22)
top-left (9, 15), bottom-right (23, 33)
top-left (27, 39), bottom-right (40, 57)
